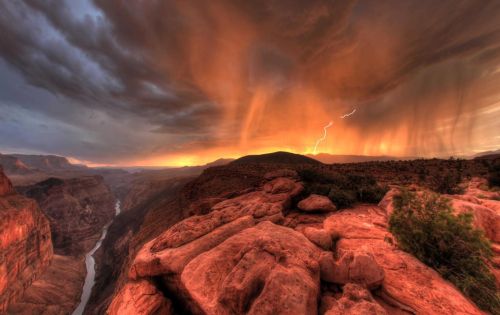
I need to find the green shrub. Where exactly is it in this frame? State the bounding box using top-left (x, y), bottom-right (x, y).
top-left (304, 182), bottom-right (331, 196)
top-left (389, 190), bottom-right (500, 314)
top-left (431, 171), bottom-right (463, 194)
top-left (328, 187), bottom-right (356, 209)
top-left (489, 163), bottom-right (500, 188)
top-left (299, 168), bottom-right (387, 208)
top-left (357, 184), bottom-right (388, 203)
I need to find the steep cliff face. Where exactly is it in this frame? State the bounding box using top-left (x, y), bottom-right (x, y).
top-left (0, 166), bottom-right (14, 195)
top-left (20, 175), bottom-right (115, 256)
top-left (0, 168), bottom-right (53, 312)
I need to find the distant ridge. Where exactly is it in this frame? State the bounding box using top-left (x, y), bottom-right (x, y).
top-left (0, 153), bottom-right (86, 174)
top-left (231, 151), bottom-right (321, 165)
top-left (308, 153), bottom-right (418, 164)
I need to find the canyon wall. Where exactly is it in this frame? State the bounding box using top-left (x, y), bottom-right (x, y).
top-left (20, 175), bottom-right (115, 256)
top-left (0, 167), bottom-right (53, 312)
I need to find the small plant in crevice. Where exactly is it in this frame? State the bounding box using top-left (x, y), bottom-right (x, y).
top-left (389, 190), bottom-right (500, 314)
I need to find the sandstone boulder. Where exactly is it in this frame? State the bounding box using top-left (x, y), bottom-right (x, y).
top-left (320, 250), bottom-right (384, 290)
top-left (150, 177), bottom-right (303, 253)
top-left (180, 221), bottom-right (322, 315)
top-left (303, 227), bottom-right (332, 250)
top-left (263, 177), bottom-right (302, 194)
top-left (322, 284), bottom-right (387, 315)
top-left (107, 280), bottom-right (173, 315)
top-left (324, 205), bottom-right (483, 314)
top-left (298, 194), bottom-right (336, 212)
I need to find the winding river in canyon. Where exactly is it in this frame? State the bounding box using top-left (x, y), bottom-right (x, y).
top-left (72, 201), bottom-right (121, 315)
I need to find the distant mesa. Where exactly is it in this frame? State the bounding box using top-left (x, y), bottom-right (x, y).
top-left (230, 151), bottom-right (321, 165)
top-left (0, 153), bottom-right (86, 174)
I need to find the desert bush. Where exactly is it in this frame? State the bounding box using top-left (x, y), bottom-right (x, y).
top-left (489, 163), bottom-right (500, 188)
top-left (299, 168), bottom-right (387, 208)
top-left (328, 187), bottom-right (356, 209)
top-left (430, 171), bottom-right (463, 194)
top-left (357, 184), bottom-right (388, 203)
top-left (389, 190), bottom-right (500, 314)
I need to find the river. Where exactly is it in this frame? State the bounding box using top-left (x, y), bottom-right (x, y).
top-left (72, 201), bottom-right (121, 315)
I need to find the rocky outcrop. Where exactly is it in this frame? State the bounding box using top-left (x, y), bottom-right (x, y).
top-left (21, 175), bottom-right (115, 256)
top-left (298, 194), bottom-right (336, 212)
top-left (321, 284), bottom-right (387, 315)
top-left (7, 255), bottom-right (85, 315)
top-left (108, 170), bottom-right (484, 315)
top-left (323, 205), bottom-right (483, 314)
top-left (320, 250), bottom-right (385, 290)
top-left (380, 181), bottom-right (500, 287)
top-left (0, 166), bottom-right (14, 196)
top-left (107, 279), bottom-right (173, 315)
top-left (0, 169), bottom-right (53, 312)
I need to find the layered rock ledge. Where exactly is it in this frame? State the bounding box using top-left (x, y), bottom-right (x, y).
top-left (0, 168), bottom-right (53, 312)
top-left (108, 171), bottom-right (485, 315)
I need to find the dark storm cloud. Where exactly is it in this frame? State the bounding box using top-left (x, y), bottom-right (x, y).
top-left (0, 0), bottom-right (499, 163)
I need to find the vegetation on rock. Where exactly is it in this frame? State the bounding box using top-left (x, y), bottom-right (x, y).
top-left (389, 190), bottom-right (500, 314)
top-left (298, 169), bottom-right (387, 209)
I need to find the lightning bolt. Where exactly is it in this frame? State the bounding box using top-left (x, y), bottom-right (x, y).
top-left (313, 121), bottom-right (333, 154)
top-left (340, 108), bottom-right (356, 119)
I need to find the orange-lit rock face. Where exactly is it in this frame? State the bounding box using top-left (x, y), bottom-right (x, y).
top-left (0, 170), bottom-right (53, 312)
top-left (109, 171), bottom-right (484, 315)
top-left (0, 167), bottom-right (13, 196)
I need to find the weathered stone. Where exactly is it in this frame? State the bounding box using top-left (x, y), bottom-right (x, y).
top-left (107, 279), bottom-right (173, 315)
top-left (323, 283), bottom-right (387, 315)
top-left (298, 194), bottom-right (336, 212)
top-left (303, 227), bottom-right (332, 250)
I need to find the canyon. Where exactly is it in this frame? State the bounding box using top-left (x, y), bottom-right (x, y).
top-left (0, 153), bottom-right (499, 314)
top-left (0, 164), bottom-right (120, 314)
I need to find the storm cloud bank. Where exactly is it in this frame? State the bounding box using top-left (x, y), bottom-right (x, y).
top-left (1, 0), bottom-right (499, 165)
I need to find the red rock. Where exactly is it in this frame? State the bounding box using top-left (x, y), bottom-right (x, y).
top-left (7, 255), bottom-right (86, 315)
top-left (450, 199), bottom-right (499, 242)
top-left (298, 194), bottom-right (336, 212)
top-left (323, 205), bottom-right (388, 239)
top-left (377, 187), bottom-right (399, 216)
top-left (263, 177), bottom-right (302, 194)
top-left (150, 177), bottom-right (303, 253)
top-left (132, 215), bottom-right (255, 279)
top-left (323, 284), bottom-right (387, 315)
top-left (0, 168), bottom-right (14, 196)
top-left (180, 221), bottom-right (322, 315)
top-left (302, 227), bottom-right (332, 250)
top-left (324, 205), bottom-right (483, 314)
top-left (0, 170), bottom-right (53, 313)
top-left (380, 184), bottom-right (500, 286)
top-left (320, 250), bottom-right (384, 290)
top-left (124, 221), bottom-right (323, 315)
top-left (22, 176), bottom-right (115, 256)
top-left (107, 279), bottom-right (173, 315)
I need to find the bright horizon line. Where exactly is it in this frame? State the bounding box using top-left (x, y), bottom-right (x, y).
top-left (2, 148), bottom-right (498, 169)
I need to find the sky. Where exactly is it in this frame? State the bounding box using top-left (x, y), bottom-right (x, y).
top-left (0, 0), bottom-right (500, 166)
